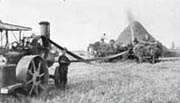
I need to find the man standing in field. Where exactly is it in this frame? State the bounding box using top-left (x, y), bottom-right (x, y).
top-left (55, 48), bottom-right (71, 90)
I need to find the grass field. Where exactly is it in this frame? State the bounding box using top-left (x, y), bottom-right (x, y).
top-left (1, 60), bottom-right (180, 103)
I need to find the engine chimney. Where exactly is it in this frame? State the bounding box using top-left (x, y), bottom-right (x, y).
top-left (39, 21), bottom-right (50, 39)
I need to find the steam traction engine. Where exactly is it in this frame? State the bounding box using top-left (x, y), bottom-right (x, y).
top-left (0, 21), bottom-right (58, 96)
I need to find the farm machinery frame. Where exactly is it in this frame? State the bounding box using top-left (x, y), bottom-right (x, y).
top-left (0, 21), bottom-right (84, 96)
top-left (87, 39), bottom-right (163, 63)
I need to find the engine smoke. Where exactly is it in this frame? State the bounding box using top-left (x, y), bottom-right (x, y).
top-left (126, 10), bottom-right (135, 23)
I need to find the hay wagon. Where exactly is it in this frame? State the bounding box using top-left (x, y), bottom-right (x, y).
top-left (133, 41), bottom-right (163, 63)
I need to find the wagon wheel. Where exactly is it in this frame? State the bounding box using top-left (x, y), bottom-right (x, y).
top-left (16, 55), bottom-right (49, 96)
top-left (54, 66), bottom-right (60, 88)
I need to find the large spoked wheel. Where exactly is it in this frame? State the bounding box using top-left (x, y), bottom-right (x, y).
top-left (16, 55), bottom-right (49, 96)
top-left (54, 66), bottom-right (60, 88)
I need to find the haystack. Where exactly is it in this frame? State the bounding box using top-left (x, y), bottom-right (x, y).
top-left (115, 21), bottom-right (168, 56)
top-left (116, 21), bottom-right (156, 45)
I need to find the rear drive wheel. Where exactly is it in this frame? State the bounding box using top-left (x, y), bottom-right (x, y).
top-left (16, 55), bottom-right (49, 96)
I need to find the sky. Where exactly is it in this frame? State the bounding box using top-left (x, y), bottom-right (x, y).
top-left (0, 0), bottom-right (180, 50)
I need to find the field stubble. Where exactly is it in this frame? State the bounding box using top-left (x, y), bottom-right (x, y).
top-left (1, 60), bottom-right (180, 103)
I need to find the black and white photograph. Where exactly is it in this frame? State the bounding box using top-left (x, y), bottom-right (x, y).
top-left (0, 0), bottom-right (180, 103)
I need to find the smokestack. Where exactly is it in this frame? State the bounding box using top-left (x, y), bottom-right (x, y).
top-left (39, 21), bottom-right (50, 39)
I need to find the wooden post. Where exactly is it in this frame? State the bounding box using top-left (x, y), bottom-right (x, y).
top-left (5, 30), bottom-right (8, 48)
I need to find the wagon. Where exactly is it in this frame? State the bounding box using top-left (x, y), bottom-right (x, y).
top-left (133, 41), bottom-right (162, 63)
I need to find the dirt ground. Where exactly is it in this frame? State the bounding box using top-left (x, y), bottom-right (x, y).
top-left (1, 60), bottom-right (180, 103)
